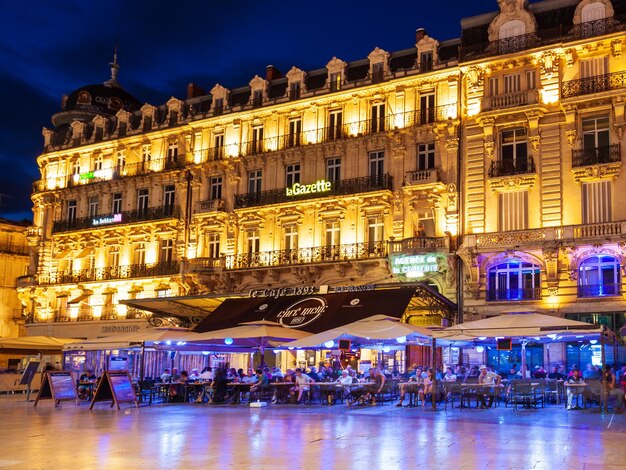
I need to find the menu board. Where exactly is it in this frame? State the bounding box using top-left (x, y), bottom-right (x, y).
top-left (90, 371), bottom-right (138, 410)
top-left (19, 361), bottom-right (40, 386)
top-left (34, 371), bottom-right (78, 407)
top-left (109, 356), bottom-right (128, 371)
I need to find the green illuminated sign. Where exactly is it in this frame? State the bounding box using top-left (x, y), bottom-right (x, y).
top-left (286, 180), bottom-right (332, 197)
top-left (391, 254), bottom-right (440, 278)
top-left (79, 171), bottom-right (95, 181)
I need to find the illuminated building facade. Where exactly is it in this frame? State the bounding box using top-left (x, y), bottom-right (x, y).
top-left (0, 219), bottom-right (29, 338)
top-left (18, 0), bottom-right (626, 359)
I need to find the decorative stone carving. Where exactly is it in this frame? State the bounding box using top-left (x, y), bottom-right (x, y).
top-left (484, 141), bottom-right (495, 160)
top-left (573, 0), bottom-right (614, 25)
top-left (286, 66), bottom-right (307, 93)
top-left (466, 67), bottom-right (484, 92)
top-left (529, 135), bottom-right (541, 152)
top-left (416, 35), bottom-right (439, 66)
top-left (565, 48), bottom-right (577, 68)
top-left (538, 51), bottom-right (558, 78)
top-left (488, 0), bottom-right (537, 42)
top-left (367, 47), bottom-right (390, 76)
top-left (571, 162), bottom-right (622, 183)
top-left (565, 129), bottom-right (577, 146)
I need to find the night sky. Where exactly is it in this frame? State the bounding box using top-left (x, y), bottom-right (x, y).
top-left (0, 0), bottom-right (505, 222)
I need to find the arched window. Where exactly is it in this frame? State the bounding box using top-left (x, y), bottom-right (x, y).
top-left (578, 255), bottom-right (621, 297)
top-left (581, 3), bottom-right (606, 23)
top-left (487, 260), bottom-right (541, 301)
top-left (499, 20), bottom-right (526, 39)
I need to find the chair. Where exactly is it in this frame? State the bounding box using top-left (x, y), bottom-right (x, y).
top-left (510, 381), bottom-right (543, 410)
top-left (543, 379), bottom-right (560, 404)
top-left (443, 382), bottom-right (463, 411)
top-left (137, 379), bottom-right (155, 405)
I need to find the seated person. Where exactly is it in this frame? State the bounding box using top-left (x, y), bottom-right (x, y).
top-left (396, 368), bottom-right (423, 407)
top-left (566, 368), bottom-right (585, 410)
top-left (169, 370), bottom-right (188, 402)
top-left (547, 366), bottom-right (564, 380)
top-left (189, 368), bottom-right (200, 381)
top-left (249, 368), bottom-right (270, 401)
top-left (327, 370), bottom-right (352, 404)
top-left (477, 365), bottom-right (501, 409)
top-left (209, 368), bottom-right (228, 404)
top-left (290, 368), bottom-right (314, 403)
top-left (160, 368), bottom-right (172, 383)
top-left (442, 367), bottom-right (457, 382)
top-left (198, 367), bottom-right (214, 382)
top-left (583, 363), bottom-right (601, 380)
top-left (350, 368), bottom-right (385, 406)
top-left (78, 369), bottom-right (97, 399)
top-left (418, 369), bottom-right (436, 407)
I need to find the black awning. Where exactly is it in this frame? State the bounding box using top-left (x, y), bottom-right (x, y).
top-left (193, 288), bottom-right (415, 334)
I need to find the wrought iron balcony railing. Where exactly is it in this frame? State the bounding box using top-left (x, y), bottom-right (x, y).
top-left (52, 205), bottom-right (180, 233)
top-left (578, 283), bottom-right (621, 298)
top-left (234, 174), bottom-right (393, 209)
top-left (487, 287), bottom-right (542, 302)
top-left (562, 71), bottom-right (626, 99)
top-left (481, 90), bottom-right (538, 111)
top-left (488, 157), bottom-right (536, 178)
top-left (38, 261), bottom-right (180, 285)
top-left (572, 144), bottom-right (621, 167)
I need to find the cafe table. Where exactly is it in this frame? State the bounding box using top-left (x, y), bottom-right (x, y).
top-left (228, 382), bottom-right (252, 404)
top-left (269, 382), bottom-right (293, 403)
top-left (564, 382), bottom-right (588, 409)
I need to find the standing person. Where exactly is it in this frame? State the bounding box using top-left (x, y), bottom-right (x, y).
top-left (477, 365), bottom-right (501, 408)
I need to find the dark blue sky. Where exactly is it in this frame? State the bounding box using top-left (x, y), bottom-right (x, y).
top-left (0, 0), bottom-right (503, 222)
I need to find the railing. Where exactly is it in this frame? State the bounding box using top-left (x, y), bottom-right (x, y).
top-left (562, 71), bottom-right (626, 99)
top-left (488, 157), bottom-right (536, 177)
top-left (487, 288), bottom-right (541, 302)
top-left (572, 222), bottom-right (622, 239)
top-left (38, 261), bottom-right (180, 285)
top-left (461, 17), bottom-right (626, 61)
top-left (572, 144), bottom-right (621, 167)
top-left (0, 242), bottom-right (29, 256)
top-left (404, 168), bottom-right (441, 185)
top-left (389, 236), bottom-right (448, 253)
top-left (234, 174), bottom-right (393, 209)
top-left (16, 275), bottom-right (35, 288)
top-left (578, 283), bottom-right (621, 298)
top-left (35, 157), bottom-right (186, 192)
top-left (482, 90), bottom-right (537, 111)
top-left (195, 199), bottom-right (225, 213)
top-left (52, 205), bottom-right (180, 233)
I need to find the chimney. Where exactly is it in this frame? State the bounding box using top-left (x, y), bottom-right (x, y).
top-left (415, 28), bottom-right (426, 43)
top-left (266, 65), bottom-right (283, 81)
top-left (187, 83), bottom-right (206, 99)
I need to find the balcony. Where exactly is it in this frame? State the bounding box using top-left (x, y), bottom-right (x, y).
top-left (234, 174), bottom-right (393, 209)
top-left (404, 168), bottom-right (441, 186)
top-left (195, 199), bottom-right (225, 214)
top-left (488, 157), bottom-right (536, 178)
top-left (562, 71), bottom-right (626, 99)
top-left (192, 241), bottom-right (388, 271)
top-left (481, 90), bottom-right (538, 111)
top-left (389, 236), bottom-right (449, 254)
top-left (572, 144), bottom-right (621, 167)
top-left (34, 157), bottom-right (186, 192)
top-left (487, 288), bottom-right (541, 302)
top-left (52, 205), bottom-right (180, 233)
top-left (578, 283), bottom-right (621, 298)
top-left (38, 261), bottom-right (180, 285)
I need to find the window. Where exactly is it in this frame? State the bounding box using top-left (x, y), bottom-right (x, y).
top-left (417, 143), bottom-right (435, 170)
top-left (112, 193), bottom-right (122, 214)
top-left (369, 151), bottom-right (384, 178)
top-left (328, 110), bottom-right (343, 140)
top-left (419, 93), bottom-right (435, 124)
top-left (371, 103), bottom-right (385, 133)
top-left (88, 196), bottom-right (98, 217)
top-left (499, 19), bottom-right (525, 39)
top-left (108, 247), bottom-right (120, 268)
top-left (116, 151), bottom-right (126, 171)
top-left (133, 243), bottom-right (146, 265)
top-left (489, 77), bottom-right (499, 97)
top-left (160, 239), bottom-right (174, 263)
top-left (582, 180), bottom-right (612, 224)
top-left (285, 163), bottom-right (301, 187)
top-left (163, 185), bottom-right (175, 211)
top-left (250, 126), bottom-right (264, 154)
top-left (137, 188), bottom-right (149, 211)
top-left (325, 220), bottom-right (340, 246)
top-left (526, 70), bottom-right (536, 90)
top-left (289, 82), bottom-right (301, 100)
top-left (329, 72), bottom-right (341, 91)
top-left (210, 177), bottom-right (222, 200)
top-left (420, 51), bottom-right (433, 72)
top-left (582, 3), bottom-right (606, 23)
top-left (288, 119), bottom-right (302, 148)
top-left (141, 144), bottom-right (151, 163)
top-left (326, 157), bottom-right (341, 183)
top-left (580, 57), bottom-right (608, 79)
top-left (213, 133), bottom-right (224, 160)
top-left (71, 160), bottom-right (81, 176)
top-left (498, 191), bottom-right (528, 231)
top-left (582, 115), bottom-right (610, 153)
top-left (213, 98), bottom-right (224, 116)
top-left (578, 255), bottom-right (620, 297)
top-left (206, 233), bottom-right (220, 259)
top-left (67, 200), bottom-right (77, 221)
top-left (367, 216), bottom-right (384, 253)
top-left (504, 73), bottom-right (521, 94)
top-left (156, 288), bottom-right (172, 298)
top-left (87, 251), bottom-right (96, 271)
top-left (500, 128), bottom-right (528, 174)
top-left (372, 62), bottom-right (384, 82)
top-left (248, 170), bottom-right (262, 194)
top-left (167, 142), bottom-right (178, 162)
top-left (93, 155), bottom-right (103, 171)
top-left (487, 260), bottom-right (541, 301)
top-left (416, 210), bottom-right (436, 237)
top-left (284, 225), bottom-right (298, 251)
top-left (252, 89), bottom-right (263, 107)
top-left (246, 229), bottom-right (260, 254)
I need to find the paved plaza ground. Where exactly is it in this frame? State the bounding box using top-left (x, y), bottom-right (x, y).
top-left (1, 394), bottom-right (625, 470)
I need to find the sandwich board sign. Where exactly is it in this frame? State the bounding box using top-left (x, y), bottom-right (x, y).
top-left (90, 370), bottom-right (138, 410)
top-left (19, 361), bottom-right (40, 401)
top-left (34, 371), bottom-right (78, 407)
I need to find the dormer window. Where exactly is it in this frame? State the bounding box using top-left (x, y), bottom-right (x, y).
top-left (252, 90), bottom-right (263, 108)
top-left (372, 62), bottom-right (384, 83)
top-left (330, 72), bottom-right (341, 91)
top-left (213, 98), bottom-right (223, 116)
top-left (419, 51), bottom-right (433, 72)
top-left (289, 82), bottom-right (301, 100)
top-left (582, 2), bottom-right (606, 22)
